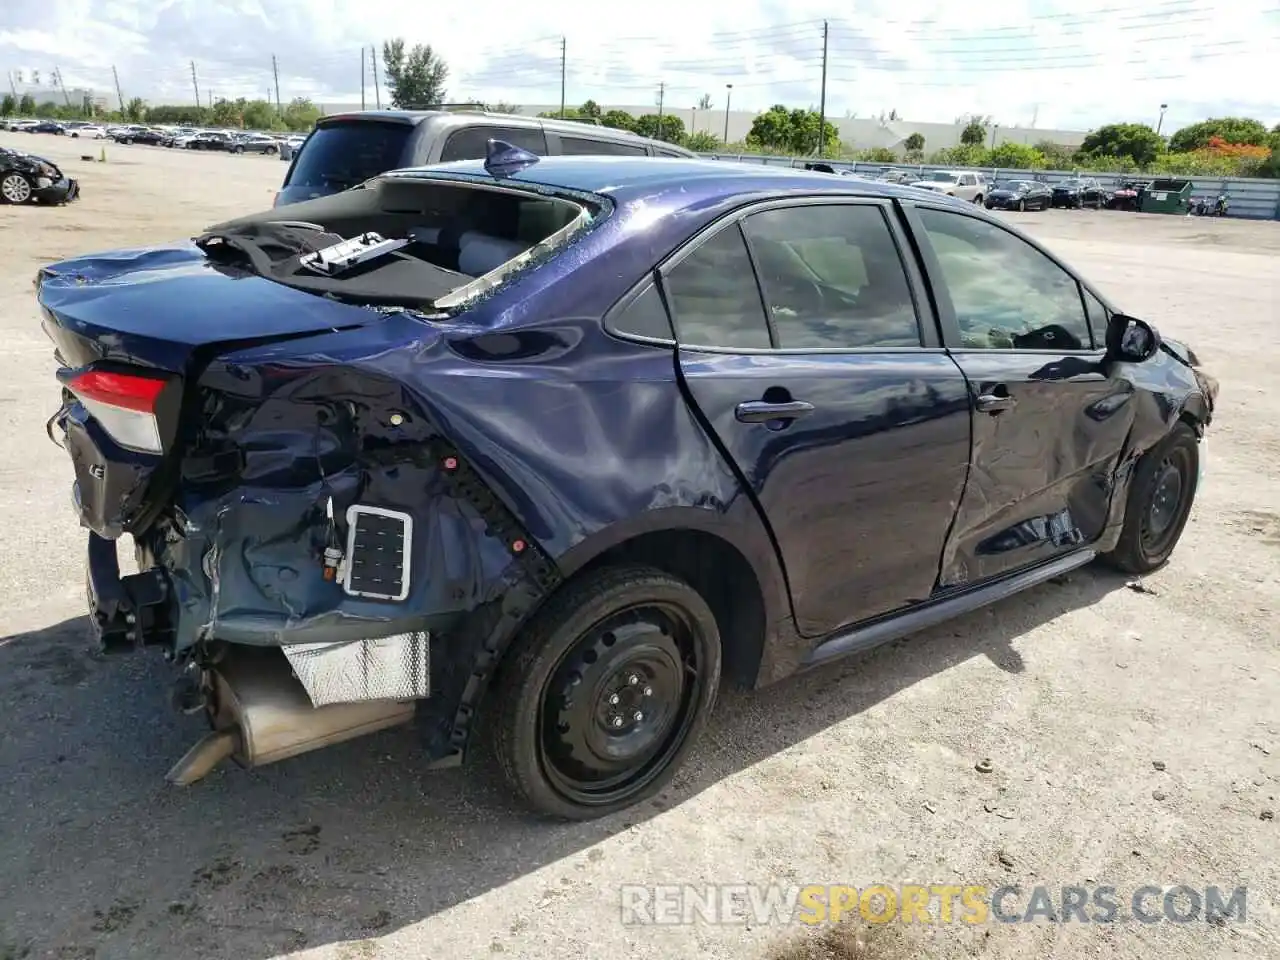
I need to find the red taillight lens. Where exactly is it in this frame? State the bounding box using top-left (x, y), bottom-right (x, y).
top-left (68, 370), bottom-right (167, 454)
top-left (69, 370), bottom-right (166, 413)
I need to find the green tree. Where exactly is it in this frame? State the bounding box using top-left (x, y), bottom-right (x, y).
top-left (600, 109), bottom-right (636, 131)
top-left (988, 141), bottom-right (1047, 169)
top-left (746, 105), bottom-right (839, 155)
top-left (123, 97), bottom-right (146, 122)
top-left (696, 93), bottom-right (713, 111)
top-left (282, 97), bottom-right (321, 131)
top-left (18, 94), bottom-right (35, 115)
top-left (959, 117), bottom-right (988, 147)
top-left (684, 130), bottom-right (720, 152)
top-left (381, 38), bottom-right (449, 108)
top-left (242, 99), bottom-right (281, 130)
top-left (903, 132), bottom-right (924, 152)
top-left (0, 94), bottom-right (14, 117)
top-left (1078, 122), bottom-right (1165, 167)
top-left (579, 99), bottom-right (601, 121)
top-left (208, 97), bottom-right (244, 127)
top-left (147, 104), bottom-right (210, 125)
top-left (1168, 116), bottom-right (1270, 152)
top-left (634, 113), bottom-right (685, 142)
top-left (1033, 140), bottom-right (1075, 168)
top-left (859, 147), bottom-right (898, 163)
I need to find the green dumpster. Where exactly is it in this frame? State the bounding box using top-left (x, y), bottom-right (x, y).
top-left (1139, 178), bottom-right (1193, 214)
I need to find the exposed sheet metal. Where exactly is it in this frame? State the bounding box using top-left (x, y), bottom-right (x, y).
top-left (282, 632), bottom-right (430, 706)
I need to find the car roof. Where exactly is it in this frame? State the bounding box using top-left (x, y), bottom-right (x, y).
top-left (317, 109), bottom-right (695, 154)
top-left (392, 155), bottom-right (959, 208)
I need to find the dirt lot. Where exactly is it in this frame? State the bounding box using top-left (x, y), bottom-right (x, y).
top-left (1, 131), bottom-right (1277, 960)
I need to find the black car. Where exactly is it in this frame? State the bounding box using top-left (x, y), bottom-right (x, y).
top-left (187, 131), bottom-right (235, 151)
top-left (0, 146), bottom-right (79, 204)
top-left (31, 121), bottom-right (65, 135)
top-left (1051, 177), bottom-right (1107, 209)
top-left (39, 151), bottom-right (1217, 820)
top-left (985, 179), bottom-right (1052, 211)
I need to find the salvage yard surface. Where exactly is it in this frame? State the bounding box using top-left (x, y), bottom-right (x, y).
top-left (0, 131), bottom-right (1278, 960)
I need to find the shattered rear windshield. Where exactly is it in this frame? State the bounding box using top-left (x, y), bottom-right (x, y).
top-left (286, 122), bottom-right (412, 193)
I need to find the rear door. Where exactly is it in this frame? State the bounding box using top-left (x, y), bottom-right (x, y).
top-left (904, 202), bottom-right (1135, 587)
top-left (663, 198), bottom-right (973, 637)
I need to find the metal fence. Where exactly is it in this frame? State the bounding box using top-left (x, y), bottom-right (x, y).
top-left (700, 153), bottom-right (1280, 221)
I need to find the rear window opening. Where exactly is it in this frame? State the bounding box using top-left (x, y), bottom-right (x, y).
top-left (196, 176), bottom-right (603, 313)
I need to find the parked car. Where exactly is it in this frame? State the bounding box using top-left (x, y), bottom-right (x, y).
top-left (985, 179), bottom-right (1052, 211)
top-left (187, 131), bottom-right (235, 151)
top-left (66, 123), bottom-right (108, 139)
top-left (38, 149), bottom-right (1217, 820)
top-left (278, 135), bottom-right (306, 161)
top-left (0, 146), bottom-right (79, 204)
top-left (229, 133), bottom-right (281, 155)
top-left (4, 119), bottom-right (39, 132)
top-left (1051, 177), bottom-right (1107, 209)
top-left (909, 169), bottom-right (987, 204)
top-left (274, 108), bottom-right (697, 206)
top-left (110, 125), bottom-right (165, 145)
top-left (31, 121), bottom-right (66, 135)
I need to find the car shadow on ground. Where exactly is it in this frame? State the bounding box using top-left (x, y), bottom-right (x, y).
top-left (0, 566), bottom-right (1126, 960)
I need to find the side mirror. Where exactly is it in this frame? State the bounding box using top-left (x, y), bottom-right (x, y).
top-left (1105, 313), bottom-right (1161, 363)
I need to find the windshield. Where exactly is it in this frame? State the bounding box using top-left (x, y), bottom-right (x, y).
top-left (1059, 179), bottom-right (1083, 188)
top-left (286, 122), bottom-right (412, 193)
top-left (994, 180), bottom-right (1030, 191)
top-left (928, 172), bottom-right (959, 183)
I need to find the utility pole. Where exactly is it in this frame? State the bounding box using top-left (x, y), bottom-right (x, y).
top-left (656, 81), bottom-right (665, 140)
top-left (54, 67), bottom-right (71, 107)
top-left (111, 65), bottom-right (124, 111)
top-left (361, 48), bottom-right (366, 111)
top-left (559, 37), bottom-right (567, 119)
top-left (190, 61), bottom-right (201, 108)
top-left (724, 83), bottom-right (732, 142)
top-left (817, 20), bottom-right (829, 156)
top-left (370, 45), bottom-right (381, 109)
top-left (272, 54), bottom-right (282, 114)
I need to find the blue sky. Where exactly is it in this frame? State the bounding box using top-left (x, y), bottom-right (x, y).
top-left (2, 0), bottom-right (1277, 133)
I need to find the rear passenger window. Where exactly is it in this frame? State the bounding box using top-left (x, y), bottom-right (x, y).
top-left (662, 226), bottom-right (771, 350)
top-left (440, 125), bottom-right (547, 162)
top-left (741, 205), bottom-right (921, 349)
top-left (609, 283), bottom-right (674, 341)
top-left (561, 136), bottom-right (647, 157)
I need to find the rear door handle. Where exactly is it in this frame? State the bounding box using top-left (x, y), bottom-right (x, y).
top-left (735, 400), bottom-right (816, 423)
top-left (975, 393), bottom-right (1016, 413)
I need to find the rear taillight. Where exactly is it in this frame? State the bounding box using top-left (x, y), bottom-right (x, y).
top-left (68, 370), bottom-right (167, 454)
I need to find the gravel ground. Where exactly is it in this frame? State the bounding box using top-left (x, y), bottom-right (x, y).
top-left (0, 132), bottom-right (1277, 960)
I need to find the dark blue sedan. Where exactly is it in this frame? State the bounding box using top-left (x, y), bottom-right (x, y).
top-left (37, 146), bottom-right (1217, 819)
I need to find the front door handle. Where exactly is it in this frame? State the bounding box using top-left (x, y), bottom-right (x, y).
top-left (975, 393), bottom-right (1016, 414)
top-left (735, 400), bottom-right (816, 423)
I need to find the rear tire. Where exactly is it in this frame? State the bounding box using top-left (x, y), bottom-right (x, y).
top-left (490, 564), bottom-right (722, 820)
top-left (1100, 422), bottom-right (1200, 574)
top-left (1017, 199), bottom-right (1026, 212)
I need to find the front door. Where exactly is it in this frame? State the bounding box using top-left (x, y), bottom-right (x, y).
top-left (662, 199), bottom-right (973, 638)
top-left (908, 204), bottom-right (1137, 587)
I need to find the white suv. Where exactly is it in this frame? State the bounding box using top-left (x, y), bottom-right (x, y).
top-left (910, 169), bottom-right (987, 204)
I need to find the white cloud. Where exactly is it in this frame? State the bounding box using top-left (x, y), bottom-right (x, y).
top-left (1, 0), bottom-right (1277, 132)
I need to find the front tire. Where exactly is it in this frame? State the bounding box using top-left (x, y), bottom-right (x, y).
top-left (491, 564), bottom-right (722, 820)
top-left (0, 172), bottom-right (33, 204)
top-left (1101, 422), bottom-right (1200, 574)
top-left (1017, 198), bottom-right (1026, 212)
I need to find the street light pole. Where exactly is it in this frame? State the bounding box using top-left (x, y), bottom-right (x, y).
top-left (727, 82), bottom-right (737, 144)
top-left (1156, 103), bottom-right (1168, 135)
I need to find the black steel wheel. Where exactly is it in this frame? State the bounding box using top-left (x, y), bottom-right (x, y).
top-left (490, 564), bottom-right (721, 820)
top-left (1101, 422), bottom-right (1200, 574)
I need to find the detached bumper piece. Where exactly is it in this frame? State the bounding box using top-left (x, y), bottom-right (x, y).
top-left (87, 530), bottom-right (173, 654)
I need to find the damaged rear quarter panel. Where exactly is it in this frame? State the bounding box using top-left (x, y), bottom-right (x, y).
top-left (155, 219), bottom-right (786, 758)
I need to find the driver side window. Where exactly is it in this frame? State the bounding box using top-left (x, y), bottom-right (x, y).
top-left (916, 208), bottom-right (1094, 351)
